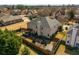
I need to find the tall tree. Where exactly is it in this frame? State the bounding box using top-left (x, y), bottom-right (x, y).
top-left (0, 30), bottom-right (22, 55)
top-left (68, 10), bottom-right (75, 20)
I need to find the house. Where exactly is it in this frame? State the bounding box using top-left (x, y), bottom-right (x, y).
top-left (66, 24), bottom-right (79, 48)
top-left (75, 8), bottom-right (79, 15)
top-left (55, 10), bottom-right (68, 24)
top-left (11, 9), bottom-right (21, 15)
top-left (0, 15), bottom-right (30, 31)
top-left (27, 17), bottom-right (62, 38)
top-left (0, 15), bottom-right (23, 26)
top-left (0, 13), bottom-right (6, 17)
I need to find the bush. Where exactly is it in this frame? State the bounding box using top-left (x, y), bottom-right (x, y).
top-left (29, 16), bottom-right (33, 20)
top-left (22, 47), bottom-right (30, 55)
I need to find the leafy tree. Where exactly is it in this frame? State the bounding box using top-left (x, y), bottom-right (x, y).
top-left (68, 10), bottom-right (75, 20)
top-left (16, 5), bottom-right (26, 9)
top-left (0, 29), bottom-right (22, 55)
top-left (29, 16), bottom-right (33, 20)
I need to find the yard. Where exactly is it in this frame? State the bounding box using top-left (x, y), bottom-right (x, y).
top-left (0, 21), bottom-right (28, 31)
top-left (55, 32), bottom-right (67, 41)
top-left (16, 31), bottom-right (38, 55)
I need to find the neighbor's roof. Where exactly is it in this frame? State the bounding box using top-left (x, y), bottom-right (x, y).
top-left (0, 13), bottom-right (7, 17)
top-left (0, 15), bottom-right (22, 22)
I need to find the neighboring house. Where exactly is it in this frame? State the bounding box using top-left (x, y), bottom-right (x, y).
top-left (27, 17), bottom-right (62, 38)
top-left (57, 15), bottom-right (68, 24)
top-left (66, 24), bottom-right (79, 48)
top-left (75, 8), bottom-right (79, 15)
top-left (0, 13), bottom-right (6, 17)
top-left (11, 9), bottom-right (21, 15)
top-left (26, 10), bottom-right (33, 17)
top-left (55, 10), bottom-right (68, 24)
top-left (0, 15), bottom-right (23, 26)
top-left (74, 15), bottom-right (79, 23)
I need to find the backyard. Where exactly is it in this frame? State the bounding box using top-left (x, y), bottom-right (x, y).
top-left (55, 32), bottom-right (67, 41)
top-left (0, 21), bottom-right (28, 31)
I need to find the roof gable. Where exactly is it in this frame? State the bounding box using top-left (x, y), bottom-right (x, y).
top-left (46, 17), bottom-right (62, 29)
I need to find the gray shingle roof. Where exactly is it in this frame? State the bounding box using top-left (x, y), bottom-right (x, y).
top-left (0, 15), bottom-right (22, 22)
top-left (32, 17), bottom-right (50, 28)
top-left (46, 17), bottom-right (62, 29)
top-left (31, 17), bottom-right (61, 29)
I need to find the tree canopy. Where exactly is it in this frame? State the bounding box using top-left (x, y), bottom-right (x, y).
top-left (0, 29), bottom-right (22, 55)
top-left (16, 5), bottom-right (27, 9)
top-left (68, 10), bottom-right (75, 20)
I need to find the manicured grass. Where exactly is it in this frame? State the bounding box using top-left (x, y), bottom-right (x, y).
top-left (55, 32), bottom-right (67, 41)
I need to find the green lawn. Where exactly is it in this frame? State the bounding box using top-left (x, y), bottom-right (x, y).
top-left (55, 32), bottom-right (67, 41)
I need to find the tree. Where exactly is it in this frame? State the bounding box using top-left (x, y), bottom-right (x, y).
top-left (16, 5), bottom-right (26, 9)
top-left (0, 29), bottom-right (22, 55)
top-left (29, 16), bottom-right (33, 20)
top-left (68, 10), bottom-right (75, 20)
